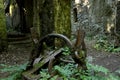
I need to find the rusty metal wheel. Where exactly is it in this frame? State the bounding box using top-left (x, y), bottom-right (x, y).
top-left (36, 33), bottom-right (73, 74)
top-left (25, 33), bottom-right (73, 77)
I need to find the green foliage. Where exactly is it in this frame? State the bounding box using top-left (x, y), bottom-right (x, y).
top-left (39, 69), bottom-right (59, 80)
top-left (39, 70), bottom-right (51, 80)
top-left (62, 46), bottom-right (71, 55)
top-left (38, 62), bottom-right (120, 80)
top-left (39, 63), bottom-right (78, 80)
top-left (54, 63), bottom-right (75, 78)
top-left (116, 68), bottom-right (120, 74)
top-left (113, 47), bottom-right (120, 52)
top-left (1, 72), bottom-right (22, 80)
top-left (94, 36), bottom-right (120, 53)
top-left (38, 45), bottom-right (119, 80)
top-left (0, 62), bottom-right (28, 80)
top-left (87, 63), bottom-right (109, 75)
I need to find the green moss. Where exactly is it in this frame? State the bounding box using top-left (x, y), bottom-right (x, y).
top-left (54, 0), bottom-right (71, 38)
top-left (0, 0), bottom-right (7, 51)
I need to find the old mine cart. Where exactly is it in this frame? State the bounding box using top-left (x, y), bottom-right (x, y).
top-left (22, 28), bottom-right (87, 80)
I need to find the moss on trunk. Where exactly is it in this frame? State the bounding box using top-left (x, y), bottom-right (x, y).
top-left (0, 0), bottom-right (7, 52)
top-left (54, 0), bottom-right (71, 37)
top-left (32, 0), bottom-right (71, 38)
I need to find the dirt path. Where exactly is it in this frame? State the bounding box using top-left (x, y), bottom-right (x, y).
top-left (0, 44), bottom-right (32, 78)
top-left (86, 40), bottom-right (120, 74)
top-left (0, 40), bottom-right (120, 78)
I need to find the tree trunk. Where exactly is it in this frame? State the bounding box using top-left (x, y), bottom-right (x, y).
top-left (24, 0), bottom-right (33, 32)
top-left (39, 0), bottom-right (54, 37)
top-left (114, 1), bottom-right (120, 47)
top-left (0, 0), bottom-right (7, 52)
top-left (54, 0), bottom-right (71, 37)
top-left (32, 0), bottom-right (71, 46)
top-left (33, 0), bottom-right (40, 36)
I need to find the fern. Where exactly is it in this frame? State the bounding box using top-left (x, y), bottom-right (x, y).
top-left (94, 37), bottom-right (120, 53)
top-left (39, 71), bottom-right (50, 80)
top-left (54, 65), bottom-right (73, 77)
top-left (0, 62), bottom-right (28, 80)
top-left (113, 47), bottom-right (120, 52)
top-left (38, 62), bottom-right (120, 80)
top-left (62, 46), bottom-right (71, 55)
top-left (87, 63), bottom-right (109, 75)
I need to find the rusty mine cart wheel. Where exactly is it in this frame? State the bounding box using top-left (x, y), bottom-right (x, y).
top-left (22, 33), bottom-right (73, 80)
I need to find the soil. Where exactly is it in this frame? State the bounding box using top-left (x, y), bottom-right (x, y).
top-left (0, 39), bottom-right (120, 78)
top-left (0, 44), bottom-right (32, 78)
top-left (86, 40), bottom-right (120, 73)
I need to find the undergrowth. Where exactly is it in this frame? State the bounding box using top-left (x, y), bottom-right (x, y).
top-left (0, 46), bottom-right (120, 80)
top-left (0, 60), bottom-right (119, 80)
top-left (0, 62), bottom-right (28, 80)
top-left (94, 36), bottom-right (120, 53)
top-left (38, 62), bottom-right (120, 80)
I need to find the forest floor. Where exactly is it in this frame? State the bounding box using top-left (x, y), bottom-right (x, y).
top-left (0, 39), bottom-right (120, 78)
